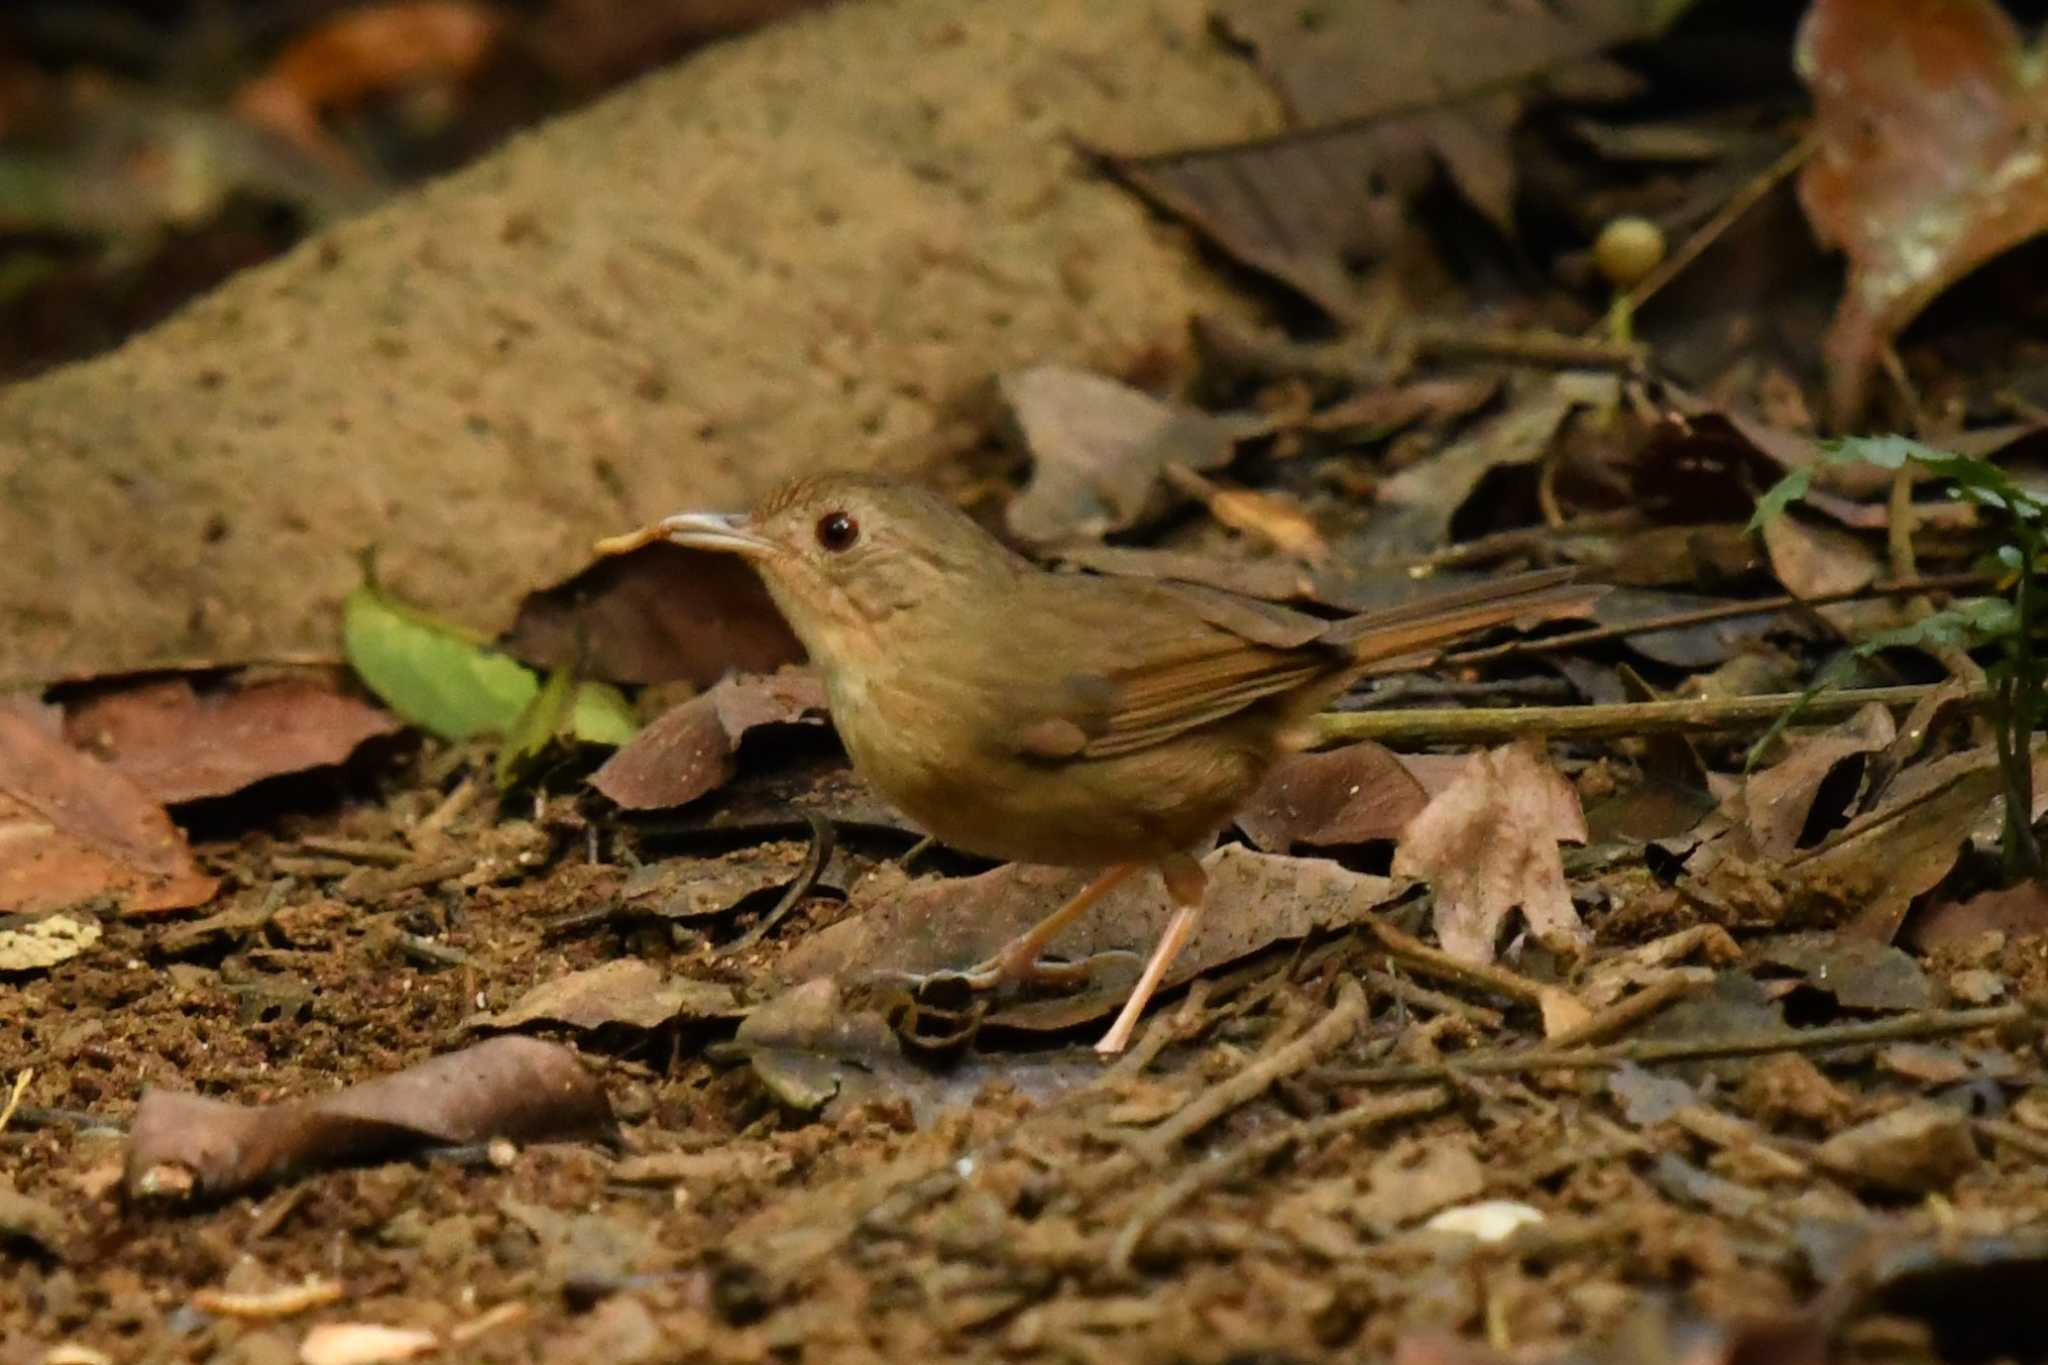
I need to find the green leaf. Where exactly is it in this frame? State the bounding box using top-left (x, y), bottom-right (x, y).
top-left (1822, 433), bottom-right (1952, 470)
top-left (496, 661), bottom-right (578, 790)
top-left (1747, 468), bottom-right (1811, 532)
top-left (570, 682), bottom-right (639, 746)
top-left (343, 583), bottom-right (539, 742)
top-left (1851, 598), bottom-right (2016, 655)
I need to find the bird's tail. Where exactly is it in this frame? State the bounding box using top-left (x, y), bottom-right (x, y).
top-left (1323, 568), bottom-right (1603, 673)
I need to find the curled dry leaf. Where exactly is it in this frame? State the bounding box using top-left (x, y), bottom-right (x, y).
top-left (63, 676), bottom-right (400, 805)
top-left (505, 542), bottom-right (803, 687)
top-left (1393, 739), bottom-right (1590, 964)
top-left (731, 976), bottom-right (908, 1112)
top-left (125, 1036), bottom-right (612, 1199)
top-left (999, 365), bottom-right (1263, 544)
top-left (1798, 0), bottom-right (2048, 423)
top-left (1236, 742), bottom-right (1427, 852)
top-left (1739, 703), bottom-right (1896, 861)
top-left (466, 959), bottom-right (743, 1032)
top-left (590, 667), bottom-right (825, 811)
top-left (780, 844), bottom-right (1406, 1032)
top-left (0, 699), bottom-right (217, 917)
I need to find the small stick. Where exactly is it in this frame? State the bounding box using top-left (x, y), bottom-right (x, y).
top-left (1541, 970), bottom-right (1710, 1050)
top-left (718, 812), bottom-right (835, 956)
top-left (1445, 573), bottom-right (1991, 667)
top-left (1412, 324), bottom-right (1645, 371)
top-left (1319, 1003), bottom-right (2025, 1086)
top-left (1361, 917), bottom-right (1551, 1008)
top-left (1077, 978), bottom-right (1368, 1196)
top-left (1135, 977), bottom-right (1369, 1158)
top-left (1107, 1085), bottom-right (1448, 1275)
top-left (1311, 682), bottom-right (1990, 747)
top-left (1360, 969), bottom-right (1505, 1030)
top-left (1597, 130), bottom-right (1819, 328)
top-left (293, 836), bottom-right (410, 867)
top-left (0, 1069), bottom-right (30, 1133)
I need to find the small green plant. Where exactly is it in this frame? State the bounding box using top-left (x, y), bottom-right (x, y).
top-left (1750, 435), bottom-right (2044, 878)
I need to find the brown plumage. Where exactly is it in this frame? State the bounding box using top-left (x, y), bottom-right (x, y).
top-left (602, 473), bottom-right (1599, 1052)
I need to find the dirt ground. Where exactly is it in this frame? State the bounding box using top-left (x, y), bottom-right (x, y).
top-left (6, 726), bottom-right (2048, 1365)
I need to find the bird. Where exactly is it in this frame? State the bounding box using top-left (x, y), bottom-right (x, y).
top-left (598, 472), bottom-right (1597, 1053)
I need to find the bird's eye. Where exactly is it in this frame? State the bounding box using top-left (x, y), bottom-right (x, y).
top-left (814, 511), bottom-right (859, 553)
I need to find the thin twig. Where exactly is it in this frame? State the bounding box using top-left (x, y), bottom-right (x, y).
top-left (1107, 1085), bottom-right (1449, 1275)
top-left (1361, 917), bottom-right (1551, 1008)
top-left (0, 1069), bottom-right (30, 1134)
top-left (1312, 682), bottom-right (1991, 747)
top-left (1412, 324), bottom-right (1645, 371)
top-left (1599, 130), bottom-right (1819, 327)
top-left (1318, 1004), bottom-right (2025, 1086)
top-left (718, 812), bottom-right (835, 956)
top-left (1077, 978), bottom-right (1368, 1195)
top-left (1445, 573), bottom-right (1991, 667)
top-left (1360, 968), bottom-right (1505, 1030)
top-left (1541, 970), bottom-right (1710, 1050)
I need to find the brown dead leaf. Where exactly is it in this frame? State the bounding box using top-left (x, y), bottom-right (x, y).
top-left (1367, 372), bottom-right (1620, 557)
top-left (1759, 513), bottom-right (1880, 608)
top-left (1214, 0), bottom-right (1676, 128)
top-left (731, 976), bottom-right (910, 1112)
top-left (1198, 485), bottom-right (1329, 565)
top-left (62, 676), bottom-right (399, 804)
top-left (1798, 0), bottom-right (2048, 423)
top-left (1685, 744), bottom-right (2048, 941)
top-left (0, 700), bottom-right (217, 916)
top-left (999, 365), bottom-right (1263, 544)
top-left (1754, 932), bottom-right (1932, 1012)
top-left (126, 1036), bottom-right (612, 1199)
top-left (1209, 0), bottom-right (1677, 250)
top-left (590, 667), bottom-right (825, 811)
top-left (233, 2), bottom-right (502, 179)
top-left (1905, 880), bottom-right (2048, 951)
top-left (505, 542), bottom-right (802, 687)
top-left (1095, 126), bottom-right (1417, 320)
top-left (1235, 742), bottom-right (1427, 852)
top-left (1739, 703), bottom-right (1896, 860)
top-left (1393, 739), bottom-right (1589, 964)
top-left (617, 839), bottom-right (844, 920)
top-left (780, 845), bottom-right (1405, 1032)
top-left (467, 960), bottom-right (743, 1032)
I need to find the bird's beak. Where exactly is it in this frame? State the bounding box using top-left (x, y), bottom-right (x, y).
top-left (593, 511), bottom-right (778, 559)
top-left (657, 511), bottom-right (779, 558)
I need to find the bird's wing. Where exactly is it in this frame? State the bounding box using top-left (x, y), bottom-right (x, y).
top-left (1001, 578), bottom-right (1338, 762)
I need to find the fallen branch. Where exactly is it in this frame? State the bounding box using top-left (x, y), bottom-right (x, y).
top-left (1076, 977), bottom-right (1368, 1194)
top-left (1312, 683), bottom-right (1989, 747)
top-left (1318, 1003), bottom-right (2026, 1086)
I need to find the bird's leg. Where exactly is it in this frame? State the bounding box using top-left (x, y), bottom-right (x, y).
top-left (956, 863), bottom-right (1140, 989)
top-left (1094, 853), bottom-right (1207, 1055)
